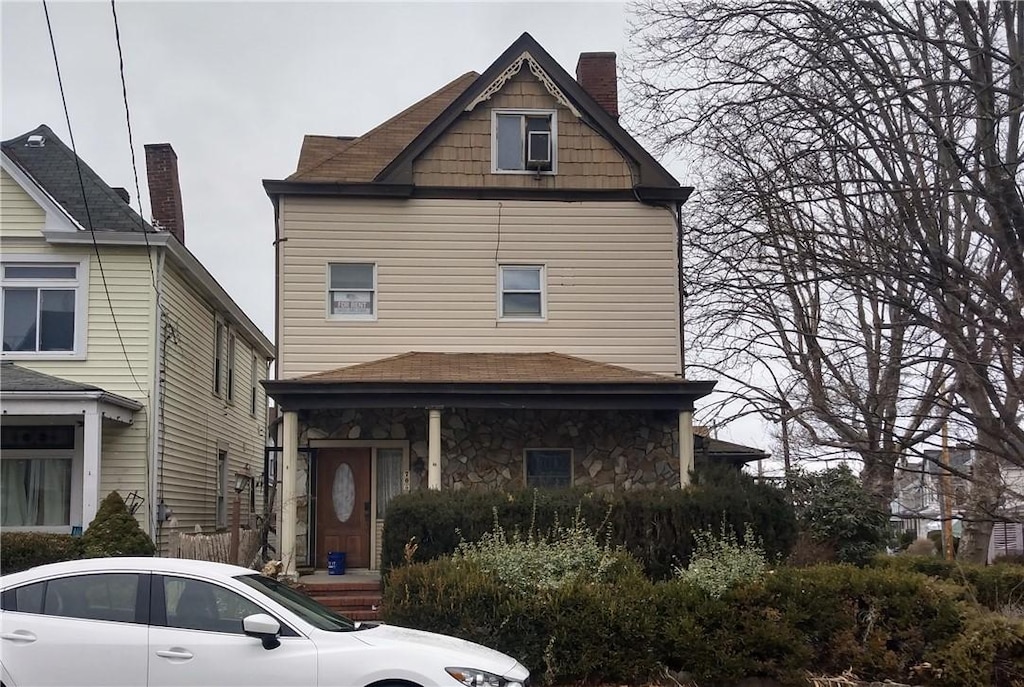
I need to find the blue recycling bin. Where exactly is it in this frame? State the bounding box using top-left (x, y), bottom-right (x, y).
top-left (327, 551), bottom-right (347, 575)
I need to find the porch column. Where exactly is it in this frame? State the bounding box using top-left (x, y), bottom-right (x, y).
top-left (280, 410), bottom-right (299, 580)
top-left (679, 409), bottom-right (694, 488)
top-left (428, 408), bottom-right (442, 490)
top-left (82, 407), bottom-right (102, 528)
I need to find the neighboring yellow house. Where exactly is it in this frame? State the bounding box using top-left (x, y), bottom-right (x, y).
top-left (262, 33), bottom-right (716, 577)
top-left (0, 125), bottom-right (274, 554)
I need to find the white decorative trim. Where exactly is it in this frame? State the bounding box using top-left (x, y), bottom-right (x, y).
top-left (1, 152), bottom-right (82, 234)
top-left (466, 52), bottom-right (580, 117)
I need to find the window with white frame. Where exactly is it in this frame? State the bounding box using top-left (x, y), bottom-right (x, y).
top-left (525, 449), bottom-right (572, 489)
top-left (499, 265), bottom-right (545, 319)
top-left (1, 425), bottom-right (75, 527)
top-left (1, 262), bottom-right (81, 355)
top-left (493, 110), bottom-right (556, 173)
top-left (250, 354), bottom-right (259, 415)
top-left (328, 263), bottom-right (376, 318)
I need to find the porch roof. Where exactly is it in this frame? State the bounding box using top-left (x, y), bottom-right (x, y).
top-left (0, 363), bottom-right (143, 417)
top-left (264, 352), bottom-right (715, 411)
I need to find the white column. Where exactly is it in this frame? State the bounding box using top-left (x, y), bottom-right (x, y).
top-left (82, 407), bottom-right (102, 528)
top-left (428, 408), bottom-right (442, 490)
top-left (679, 409), bottom-right (694, 488)
top-left (281, 410), bottom-right (299, 580)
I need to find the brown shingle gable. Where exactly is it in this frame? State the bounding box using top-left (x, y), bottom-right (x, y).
top-left (294, 352), bottom-right (680, 384)
top-left (289, 72), bottom-right (479, 183)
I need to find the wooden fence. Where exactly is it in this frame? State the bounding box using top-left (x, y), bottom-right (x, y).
top-left (170, 530), bottom-right (261, 568)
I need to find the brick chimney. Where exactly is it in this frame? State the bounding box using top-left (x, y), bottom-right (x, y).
top-left (144, 143), bottom-right (185, 244)
top-left (576, 52), bottom-right (618, 118)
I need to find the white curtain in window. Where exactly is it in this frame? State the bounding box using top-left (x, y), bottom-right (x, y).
top-left (1, 458), bottom-right (71, 526)
top-left (376, 449), bottom-right (404, 519)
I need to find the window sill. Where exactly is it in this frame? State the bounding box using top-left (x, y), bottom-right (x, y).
top-left (1, 351), bottom-right (86, 361)
top-left (491, 169), bottom-right (557, 175)
top-left (497, 317), bottom-right (547, 324)
top-left (326, 315), bottom-right (378, 322)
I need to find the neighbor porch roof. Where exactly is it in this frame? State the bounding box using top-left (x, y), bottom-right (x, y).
top-left (264, 352), bottom-right (715, 412)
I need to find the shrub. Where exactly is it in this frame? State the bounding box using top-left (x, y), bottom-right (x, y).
top-left (675, 523), bottom-right (767, 598)
top-left (382, 468), bottom-right (797, 578)
top-left (80, 491), bottom-right (156, 558)
top-left (789, 465), bottom-right (890, 566)
top-left (451, 507), bottom-right (643, 593)
top-left (0, 532), bottom-right (82, 574)
top-left (384, 559), bottom-right (968, 686)
top-left (924, 611), bottom-right (1024, 687)
top-left (871, 555), bottom-right (1024, 612)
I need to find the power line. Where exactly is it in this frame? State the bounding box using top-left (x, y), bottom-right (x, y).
top-left (110, 0), bottom-right (157, 292)
top-left (43, 0), bottom-right (146, 396)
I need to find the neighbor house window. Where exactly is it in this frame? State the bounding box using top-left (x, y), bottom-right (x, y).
top-left (213, 320), bottom-right (224, 396)
top-left (1, 262), bottom-right (82, 355)
top-left (493, 110), bottom-right (556, 173)
top-left (525, 449), bottom-right (572, 489)
top-left (216, 449), bottom-right (228, 529)
top-left (328, 263), bottom-right (376, 318)
top-left (250, 354), bottom-right (259, 415)
top-left (226, 334), bottom-right (236, 403)
top-left (499, 265), bottom-right (545, 319)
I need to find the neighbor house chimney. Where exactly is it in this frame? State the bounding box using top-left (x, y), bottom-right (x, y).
top-left (576, 52), bottom-right (618, 118)
top-left (144, 143), bottom-right (185, 244)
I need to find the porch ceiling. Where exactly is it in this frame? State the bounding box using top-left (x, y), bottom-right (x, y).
top-left (264, 352), bottom-right (716, 412)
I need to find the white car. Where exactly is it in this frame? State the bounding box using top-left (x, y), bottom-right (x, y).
top-left (0, 557), bottom-right (529, 687)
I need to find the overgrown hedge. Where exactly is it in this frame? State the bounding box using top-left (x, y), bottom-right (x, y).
top-left (1, 532), bottom-right (82, 575)
top-left (384, 561), bottom-right (1016, 687)
top-left (382, 468), bottom-right (797, 578)
top-left (871, 555), bottom-right (1024, 611)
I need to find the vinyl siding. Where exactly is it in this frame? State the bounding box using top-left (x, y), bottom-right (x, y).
top-left (158, 261), bottom-right (269, 550)
top-left (0, 168), bottom-right (46, 236)
top-left (413, 70), bottom-right (634, 188)
top-left (279, 197), bottom-right (681, 378)
top-left (1, 241), bottom-right (154, 508)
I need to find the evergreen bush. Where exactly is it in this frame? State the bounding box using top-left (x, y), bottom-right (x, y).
top-left (0, 532), bottom-right (82, 574)
top-left (80, 490), bottom-right (156, 558)
top-left (382, 467), bottom-right (796, 578)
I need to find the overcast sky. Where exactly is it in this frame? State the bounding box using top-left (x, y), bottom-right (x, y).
top-left (2, 0), bottom-right (777, 457)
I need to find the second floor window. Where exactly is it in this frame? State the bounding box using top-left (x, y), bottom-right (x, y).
top-left (493, 110), bottom-right (555, 173)
top-left (499, 265), bottom-right (545, 319)
top-left (226, 334), bottom-right (236, 402)
top-left (213, 321), bottom-right (225, 395)
top-left (2, 262), bottom-right (80, 355)
top-left (328, 263), bottom-right (376, 319)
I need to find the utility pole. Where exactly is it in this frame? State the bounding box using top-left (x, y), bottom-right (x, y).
top-left (940, 422), bottom-right (954, 560)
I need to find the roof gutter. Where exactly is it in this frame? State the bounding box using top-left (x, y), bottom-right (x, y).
top-left (0, 390), bottom-right (144, 411)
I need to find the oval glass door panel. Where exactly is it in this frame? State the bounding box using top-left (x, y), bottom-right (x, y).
top-left (333, 464), bottom-right (356, 522)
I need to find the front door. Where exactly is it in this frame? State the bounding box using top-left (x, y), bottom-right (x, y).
top-left (315, 448), bottom-right (371, 569)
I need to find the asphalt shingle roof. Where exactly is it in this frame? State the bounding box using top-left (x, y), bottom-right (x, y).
top-left (294, 351), bottom-right (681, 385)
top-left (288, 72), bottom-right (480, 183)
top-left (0, 362), bottom-right (103, 393)
top-left (1, 124), bottom-right (154, 233)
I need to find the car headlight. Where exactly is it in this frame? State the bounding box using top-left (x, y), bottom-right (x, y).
top-left (445, 667), bottom-right (523, 687)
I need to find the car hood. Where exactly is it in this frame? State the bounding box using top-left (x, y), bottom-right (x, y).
top-left (352, 623), bottom-right (526, 677)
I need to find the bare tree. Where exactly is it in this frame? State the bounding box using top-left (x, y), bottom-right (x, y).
top-left (628, 1), bottom-right (1023, 561)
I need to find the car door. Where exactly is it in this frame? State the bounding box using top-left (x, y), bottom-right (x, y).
top-left (148, 574), bottom-right (317, 687)
top-left (0, 572), bottom-right (149, 687)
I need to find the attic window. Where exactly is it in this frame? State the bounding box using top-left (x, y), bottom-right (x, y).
top-left (493, 110), bottom-right (556, 173)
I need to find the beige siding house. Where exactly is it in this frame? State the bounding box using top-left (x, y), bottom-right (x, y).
top-left (263, 33), bottom-right (716, 577)
top-left (1, 126), bottom-right (274, 555)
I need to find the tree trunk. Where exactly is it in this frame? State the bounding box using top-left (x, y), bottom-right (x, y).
top-left (957, 445), bottom-right (1002, 564)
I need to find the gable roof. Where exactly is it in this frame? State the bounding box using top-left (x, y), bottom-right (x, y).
top-left (377, 32), bottom-right (678, 188)
top-left (289, 72), bottom-right (479, 183)
top-left (2, 124), bottom-right (153, 234)
top-left (268, 33), bottom-right (684, 198)
top-left (294, 351), bottom-right (684, 385)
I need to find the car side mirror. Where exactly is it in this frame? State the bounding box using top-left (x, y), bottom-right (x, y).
top-left (243, 613), bottom-right (281, 650)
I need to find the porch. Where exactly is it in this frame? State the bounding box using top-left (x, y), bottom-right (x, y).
top-left (295, 568), bottom-right (382, 621)
top-left (264, 352), bottom-right (715, 580)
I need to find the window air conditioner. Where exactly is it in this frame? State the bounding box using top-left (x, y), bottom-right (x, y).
top-left (527, 130), bottom-right (552, 168)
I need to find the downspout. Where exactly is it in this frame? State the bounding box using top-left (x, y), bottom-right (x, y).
top-left (676, 201), bottom-right (685, 378)
top-left (149, 248), bottom-right (166, 545)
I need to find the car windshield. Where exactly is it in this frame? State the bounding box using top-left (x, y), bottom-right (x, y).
top-left (236, 574), bottom-right (357, 632)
